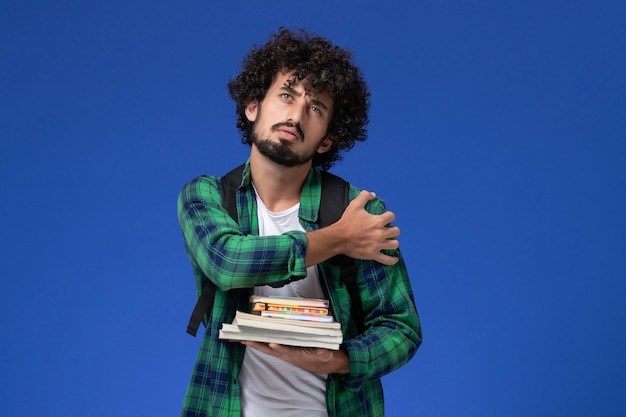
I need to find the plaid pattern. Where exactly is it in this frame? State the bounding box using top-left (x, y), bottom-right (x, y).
top-left (178, 161), bottom-right (421, 417)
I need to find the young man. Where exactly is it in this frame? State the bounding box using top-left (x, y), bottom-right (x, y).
top-left (178, 28), bottom-right (421, 417)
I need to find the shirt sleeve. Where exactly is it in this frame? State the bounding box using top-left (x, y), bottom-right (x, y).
top-left (177, 175), bottom-right (309, 291)
top-left (339, 196), bottom-right (422, 390)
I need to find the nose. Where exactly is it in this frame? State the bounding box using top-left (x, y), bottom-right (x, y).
top-left (287, 100), bottom-right (307, 123)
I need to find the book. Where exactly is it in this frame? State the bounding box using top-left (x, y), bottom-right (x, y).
top-left (260, 311), bottom-right (335, 323)
top-left (218, 311), bottom-right (343, 350)
top-left (219, 325), bottom-right (341, 350)
top-left (234, 311), bottom-right (341, 332)
top-left (249, 295), bottom-right (329, 308)
top-left (252, 302), bottom-right (330, 316)
top-left (222, 323), bottom-right (342, 343)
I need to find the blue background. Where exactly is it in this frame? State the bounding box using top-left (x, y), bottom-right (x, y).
top-left (1, 1), bottom-right (624, 416)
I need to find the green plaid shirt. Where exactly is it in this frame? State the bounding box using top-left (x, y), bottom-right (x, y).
top-left (178, 161), bottom-right (421, 417)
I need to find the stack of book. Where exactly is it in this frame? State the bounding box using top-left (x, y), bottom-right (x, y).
top-left (219, 296), bottom-right (343, 350)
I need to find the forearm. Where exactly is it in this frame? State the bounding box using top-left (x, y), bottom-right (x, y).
top-left (343, 318), bottom-right (420, 384)
top-left (337, 256), bottom-right (421, 389)
top-left (185, 232), bottom-right (308, 289)
top-left (178, 176), bottom-right (309, 289)
top-left (304, 224), bottom-right (343, 267)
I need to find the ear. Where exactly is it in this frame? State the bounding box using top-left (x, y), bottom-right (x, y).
top-left (316, 135), bottom-right (335, 154)
top-left (245, 101), bottom-right (259, 122)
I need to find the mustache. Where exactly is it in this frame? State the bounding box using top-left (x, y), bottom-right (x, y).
top-left (271, 121), bottom-right (305, 141)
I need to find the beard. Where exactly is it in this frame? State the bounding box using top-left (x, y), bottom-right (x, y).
top-left (251, 122), bottom-right (317, 168)
top-left (252, 133), bottom-right (315, 167)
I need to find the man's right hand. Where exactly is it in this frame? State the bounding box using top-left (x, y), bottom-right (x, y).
top-left (335, 190), bottom-right (400, 265)
top-left (305, 190), bottom-right (400, 266)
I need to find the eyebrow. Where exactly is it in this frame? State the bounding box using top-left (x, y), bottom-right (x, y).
top-left (280, 85), bottom-right (330, 113)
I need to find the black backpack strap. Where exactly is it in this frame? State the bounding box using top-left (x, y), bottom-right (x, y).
top-left (220, 164), bottom-right (245, 223)
top-left (186, 165), bottom-right (245, 337)
top-left (333, 255), bottom-right (364, 334)
top-left (320, 171), bottom-right (365, 334)
top-left (186, 270), bottom-right (216, 336)
top-left (318, 170), bottom-right (349, 228)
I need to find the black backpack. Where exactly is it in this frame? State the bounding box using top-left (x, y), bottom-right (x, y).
top-left (186, 164), bottom-right (365, 337)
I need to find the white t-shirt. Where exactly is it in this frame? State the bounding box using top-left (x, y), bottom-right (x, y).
top-left (239, 195), bottom-right (328, 417)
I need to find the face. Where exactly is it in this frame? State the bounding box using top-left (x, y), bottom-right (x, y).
top-left (246, 71), bottom-right (334, 167)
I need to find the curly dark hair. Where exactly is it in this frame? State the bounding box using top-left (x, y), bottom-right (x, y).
top-left (227, 27), bottom-right (370, 170)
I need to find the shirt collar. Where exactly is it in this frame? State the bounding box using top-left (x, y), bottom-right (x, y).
top-left (239, 159), bottom-right (323, 225)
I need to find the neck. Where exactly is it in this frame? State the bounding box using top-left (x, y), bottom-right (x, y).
top-left (249, 146), bottom-right (312, 212)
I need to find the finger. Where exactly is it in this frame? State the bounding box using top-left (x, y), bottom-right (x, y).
top-left (375, 253), bottom-right (400, 266)
top-left (240, 341), bottom-right (265, 349)
top-left (383, 225), bottom-right (400, 239)
top-left (241, 341), bottom-right (275, 355)
top-left (313, 348), bottom-right (329, 357)
top-left (314, 350), bottom-right (334, 362)
top-left (377, 211), bottom-right (396, 225)
top-left (381, 239), bottom-right (400, 251)
top-left (350, 190), bottom-right (376, 209)
top-left (267, 342), bottom-right (287, 351)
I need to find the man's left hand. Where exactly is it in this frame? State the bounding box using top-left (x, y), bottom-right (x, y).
top-left (241, 341), bottom-right (350, 374)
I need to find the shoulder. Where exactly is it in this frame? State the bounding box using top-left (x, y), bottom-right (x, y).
top-left (320, 169), bottom-right (389, 215)
top-left (344, 181), bottom-right (387, 216)
top-left (178, 174), bottom-right (221, 201)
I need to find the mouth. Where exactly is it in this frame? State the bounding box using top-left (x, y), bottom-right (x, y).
top-left (273, 123), bottom-right (304, 142)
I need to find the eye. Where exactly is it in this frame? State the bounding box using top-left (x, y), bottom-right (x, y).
top-left (281, 93), bottom-right (292, 100)
top-left (310, 105), bottom-right (322, 115)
